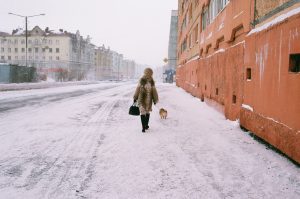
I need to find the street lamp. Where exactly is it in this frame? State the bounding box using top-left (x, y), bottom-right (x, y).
top-left (8, 12), bottom-right (45, 67)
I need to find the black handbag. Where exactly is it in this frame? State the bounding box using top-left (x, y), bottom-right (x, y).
top-left (129, 102), bottom-right (140, 116)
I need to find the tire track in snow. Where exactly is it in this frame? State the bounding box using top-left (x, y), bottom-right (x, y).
top-left (41, 88), bottom-right (134, 198)
top-left (0, 84), bottom-right (135, 198)
top-left (42, 101), bottom-right (115, 198)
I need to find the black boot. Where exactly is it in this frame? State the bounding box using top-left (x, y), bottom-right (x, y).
top-left (145, 113), bottom-right (150, 130)
top-left (140, 115), bottom-right (146, 133)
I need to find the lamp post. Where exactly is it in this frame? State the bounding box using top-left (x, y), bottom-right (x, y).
top-left (8, 12), bottom-right (45, 67)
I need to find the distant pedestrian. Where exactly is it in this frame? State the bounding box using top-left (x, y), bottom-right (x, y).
top-left (133, 68), bottom-right (159, 133)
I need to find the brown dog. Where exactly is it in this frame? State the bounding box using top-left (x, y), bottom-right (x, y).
top-left (159, 108), bottom-right (168, 119)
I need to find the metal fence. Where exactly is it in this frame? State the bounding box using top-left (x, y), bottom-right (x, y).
top-left (0, 64), bottom-right (36, 83)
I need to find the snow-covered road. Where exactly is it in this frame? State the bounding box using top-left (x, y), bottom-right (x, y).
top-left (0, 82), bottom-right (299, 199)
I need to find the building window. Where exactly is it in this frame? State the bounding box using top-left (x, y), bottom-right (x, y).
top-left (56, 56), bottom-right (59, 60)
top-left (21, 39), bottom-right (25, 44)
top-left (56, 40), bottom-right (59, 45)
top-left (209, 0), bottom-right (230, 23)
top-left (189, 4), bottom-right (193, 22)
top-left (209, 0), bottom-right (215, 22)
top-left (194, 24), bottom-right (199, 43)
top-left (216, 88), bottom-right (219, 95)
top-left (49, 48), bottom-right (52, 53)
top-left (194, 0), bottom-right (199, 7)
top-left (28, 40), bottom-right (32, 44)
top-left (181, 38), bottom-right (187, 52)
top-left (246, 68), bottom-right (252, 80)
top-left (35, 48), bottom-right (39, 53)
top-left (14, 39), bottom-right (18, 44)
top-left (223, 0), bottom-right (230, 7)
top-left (202, 7), bottom-right (209, 31)
top-left (15, 48), bottom-right (18, 53)
top-left (22, 48), bottom-right (25, 53)
top-left (289, 54), bottom-right (300, 73)
top-left (35, 39), bottom-right (39, 45)
top-left (49, 40), bottom-right (52, 45)
top-left (1, 56), bottom-right (4, 60)
top-left (1, 48), bottom-right (4, 53)
top-left (8, 39), bottom-right (11, 44)
top-left (181, 16), bottom-right (187, 33)
top-left (56, 48), bottom-right (59, 53)
top-left (8, 56), bottom-right (11, 60)
top-left (42, 48), bottom-right (46, 52)
top-left (28, 48), bottom-right (32, 53)
top-left (8, 48), bottom-right (11, 53)
top-left (232, 95), bottom-right (237, 104)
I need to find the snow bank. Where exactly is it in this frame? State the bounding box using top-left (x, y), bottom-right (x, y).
top-left (0, 81), bottom-right (106, 92)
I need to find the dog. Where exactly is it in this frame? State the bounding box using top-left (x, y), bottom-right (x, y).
top-left (159, 108), bottom-right (168, 119)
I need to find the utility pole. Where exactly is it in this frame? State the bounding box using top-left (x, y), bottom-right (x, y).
top-left (25, 16), bottom-right (28, 67)
top-left (8, 13), bottom-right (45, 67)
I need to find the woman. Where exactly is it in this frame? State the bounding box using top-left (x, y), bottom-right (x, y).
top-left (133, 68), bottom-right (159, 133)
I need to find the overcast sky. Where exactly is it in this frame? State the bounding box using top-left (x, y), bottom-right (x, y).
top-left (0, 0), bottom-right (178, 67)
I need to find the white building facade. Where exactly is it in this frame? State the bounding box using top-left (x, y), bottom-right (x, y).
top-left (0, 26), bottom-right (94, 81)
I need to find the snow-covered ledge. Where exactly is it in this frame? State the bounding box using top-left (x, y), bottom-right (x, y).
top-left (248, 6), bottom-right (300, 36)
top-left (242, 104), bottom-right (254, 112)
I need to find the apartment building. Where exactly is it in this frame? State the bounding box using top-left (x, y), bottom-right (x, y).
top-left (176, 0), bottom-right (300, 163)
top-left (111, 51), bottom-right (124, 80)
top-left (164, 10), bottom-right (179, 83)
top-left (94, 45), bottom-right (113, 80)
top-left (0, 26), bottom-right (94, 81)
top-left (122, 59), bottom-right (136, 79)
top-left (168, 10), bottom-right (178, 71)
top-left (94, 45), bottom-right (124, 80)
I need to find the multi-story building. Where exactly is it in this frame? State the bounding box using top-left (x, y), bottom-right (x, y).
top-left (0, 26), bottom-right (95, 81)
top-left (164, 10), bottom-right (178, 83)
top-left (95, 45), bottom-right (113, 80)
top-left (167, 10), bottom-right (178, 71)
top-left (122, 59), bottom-right (136, 79)
top-left (111, 51), bottom-right (123, 80)
top-left (94, 45), bottom-right (124, 80)
top-left (176, 0), bottom-right (300, 163)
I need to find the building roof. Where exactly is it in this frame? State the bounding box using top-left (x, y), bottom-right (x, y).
top-left (0, 31), bottom-right (10, 36)
top-left (171, 10), bottom-right (178, 16)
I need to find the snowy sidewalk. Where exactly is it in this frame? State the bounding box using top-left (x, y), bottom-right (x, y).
top-left (0, 82), bottom-right (299, 199)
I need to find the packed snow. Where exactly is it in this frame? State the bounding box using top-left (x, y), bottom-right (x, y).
top-left (0, 82), bottom-right (299, 199)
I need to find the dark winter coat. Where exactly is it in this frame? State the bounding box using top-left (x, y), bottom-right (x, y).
top-left (133, 76), bottom-right (159, 114)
